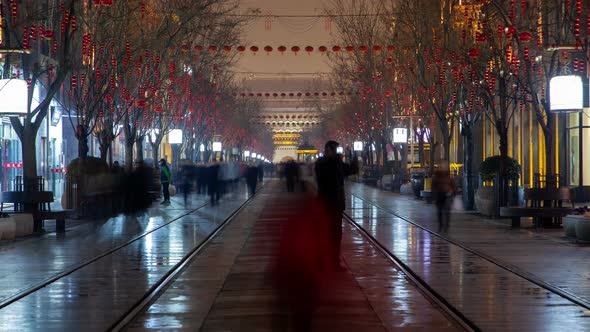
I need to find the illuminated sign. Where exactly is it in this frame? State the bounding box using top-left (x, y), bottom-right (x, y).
top-left (296, 149), bottom-right (318, 154)
top-left (0, 79), bottom-right (28, 115)
top-left (550, 75), bottom-right (584, 112)
top-left (393, 128), bottom-right (408, 143)
top-left (353, 141), bottom-right (363, 151)
top-left (168, 129), bottom-right (183, 144)
top-left (212, 142), bottom-right (222, 152)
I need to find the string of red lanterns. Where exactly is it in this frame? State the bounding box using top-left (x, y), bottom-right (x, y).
top-left (179, 44), bottom-right (397, 55)
top-left (233, 91), bottom-right (395, 98)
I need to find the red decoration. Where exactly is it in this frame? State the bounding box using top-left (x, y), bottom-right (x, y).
top-left (208, 45), bottom-right (218, 53)
top-left (475, 33), bottom-right (486, 42)
top-left (264, 45), bottom-right (273, 54)
top-left (358, 45), bottom-right (368, 53)
top-left (345, 46), bottom-right (355, 53)
top-left (373, 45), bottom-right (382, 53)
top-left (518, 31), bottom-right (532, 43)
top-left (318, 46), bottom-right (328, 54)
top-left (387, 45), bottom-right (395, 52)
top-left (222, 45), bottom-right (232, 53)
top-left (44, 30), bottom-right (55, 40)
top-left (278, 45), bottom-right (287, 54)
top-left (305, 46), bottom-right (314, 55)
top-left (194, 45), bottom-right (203, 52)
top-left (468, 48), bottom-right (481, 58)
top-left (291, 46), bottom-right (300, 55)
top-left (180, 45), bottom-right (190, 52)
top-left (332, 45), bottom-right (341, 53)
top-left (250, 46), bottom-right (259, 54)
top-left (237, 46), bottom-right (246, 54)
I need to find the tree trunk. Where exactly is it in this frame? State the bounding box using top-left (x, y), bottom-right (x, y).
top-left (99, 144), bottom-right (109, 162)
top-left (151, 141), bottom-right (160, 168)
top-left (135, 136), bottom-right (144, 163)
top-left (498, 125), bottom-right (509, 207)
top-left (125, 139), bottom-right (134, 172)
top-left (463, 126), bottom-right (475, 210)
top-left (542, 116), bottom-right (555, 187)
top-left (77, 125), bottom-right (89, 159)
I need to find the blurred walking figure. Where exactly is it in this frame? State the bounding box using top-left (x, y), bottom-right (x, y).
top-left (159, 159), bottom-right (171, 205)
top-left (315, 140), bottom-right (358, 270)
top-left (432, 161), bottom-right (456, 232)
top-left (208, 162), bottom-right (221, 206)
top-left (179, 162), bottom-right (193, 206)
top-left (284, 160), bottom-right (299, 192)
top-left (246, 164), bottom-right (259, 197)
top-left (257, 162), bottom-right (264, 182)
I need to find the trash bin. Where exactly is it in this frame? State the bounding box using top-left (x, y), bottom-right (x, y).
top-left (411, 173), bottom-right (425, 198)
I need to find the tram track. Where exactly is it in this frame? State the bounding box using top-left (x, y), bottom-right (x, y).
top-left (0, 201), bottom-right (209, 311)
top-left (348, 192), bottom-right (590, 312)
top-left (0, 184), bottom-right (264, 321)
top-left (109, 185), bottom-right (264, 331)
top-left (343, 213), bottom-right (479, 332)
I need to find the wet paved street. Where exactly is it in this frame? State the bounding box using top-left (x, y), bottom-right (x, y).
top-left (0, 186), bottom-right (251, 332)
top-left (129, 181), bottom-right (457, 331)
top-left (2, 180), bottom-right (590, 331)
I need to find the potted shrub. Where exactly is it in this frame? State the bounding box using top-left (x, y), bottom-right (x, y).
top-left (475, 155), bottom-right (522, 216)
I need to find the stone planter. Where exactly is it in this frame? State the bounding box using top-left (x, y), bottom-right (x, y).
top-left (574, 215), bottom-right (590, 243)
top-left (475, 186), bottom-right (496, 216)
top-left (563, 215), bottom-right (580, 238)
top-left (12, 214), bottom-right (33, 237)
top-left (400, 182), bottom-right (413, 195)
top-left (0, 217), bottom-right (16, 241)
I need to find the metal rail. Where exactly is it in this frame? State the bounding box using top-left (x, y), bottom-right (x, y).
top-left (349, 192), bottom-right (590, 311)
top-left (109, 186), bottom-right (260, 331)
top-left (0, 202), bottom-right (209, 310)
top-left (343, 213), bottom-right (479, 332)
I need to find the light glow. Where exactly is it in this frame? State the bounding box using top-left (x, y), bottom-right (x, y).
top-left (0, 79), bottom-right (28, 115)
top-left (550, 75), bottom-right (583, 112)
top-left (212, 142), bottom-right (222, 152)
top-left (169, 129), bottom-right (183, 144)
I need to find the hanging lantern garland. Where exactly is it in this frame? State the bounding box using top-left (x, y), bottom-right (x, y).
top-left (175, 44), bottom-right (399, 56)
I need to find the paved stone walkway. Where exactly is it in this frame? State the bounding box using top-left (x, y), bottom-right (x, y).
top-left (347, 183), bottom-right (590, 307)
top-left (0, 186), bottom-right (251, 331)
top-left (129, 181), bottom-right (457, 331)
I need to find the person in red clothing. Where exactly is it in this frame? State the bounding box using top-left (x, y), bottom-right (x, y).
top-left (432, 161), bottom-right (456, 232)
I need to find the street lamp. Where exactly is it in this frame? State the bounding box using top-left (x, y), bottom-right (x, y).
top-left (168, 129), bottom-right (183, 171)
top-left (212, 142), bottom-right (222, 161)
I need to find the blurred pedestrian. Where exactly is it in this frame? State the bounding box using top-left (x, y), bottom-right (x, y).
top-left (258, 162), bottom-right (264, 182)
top-left (315, 141), bottom-right (358, 270)
top-left (432, 161), bottom-right (456, 232)
top-left (246, 164), bottom-right (259, 197)
top-left (179, 162), bottom-right (193, 206)
top-left (285, 160), bottom-right (299, 192)
top-left (159, 158), bottom-right (171, 205)
top-left (208, 162), bottom-right (221, 206)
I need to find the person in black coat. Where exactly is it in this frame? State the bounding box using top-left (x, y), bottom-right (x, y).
top-left (314, 141), bottom-right (358, 270)
top-left (246, 164), bottom-right (259, 197)
top-left (207, 162), bottom-right (221, 206)
top-left (284, 160), bottom-right (299, 192)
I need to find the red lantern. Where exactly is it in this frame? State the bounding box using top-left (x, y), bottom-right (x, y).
top-left (194, 45), bottom-right (203, 52)
top-left (305, 46), bottom-right (314, 55)
top-left (385, 90), bottom-right (391, 97)
top-left (44, 30), bottom-right (55, 40)
top-left (208, 45), bottom-right (218, 53)
top-left (386, 57), bottom-right (393, 63)
top-left (278, 45), bottom-right (287, 54)
top-left (180, 45), bottom-right (190, 52)
top-left (468, 48), bottom-right (481, 58)
top-left (136, 100), bottom-right (147, 108)
top-left (387, 45), bottom-right (395, 52)
top-left (264, 45), bottom-right (273, 54)
top-left (332, 45), bottom-right (341, 53)
top-left (237, 46), bottom-right (246, 54)
top-left (250, 46), bottom-right (259, 54)
top-left (222, 45), bottom-right (232, 53)
top-left (345, 46), bottom-right (355, 53)
top-left (318, 46), bottom-right (328, 54)
top-left (373, 45), bottom-right (382, 53)
top-left (518, 31), bottom-right (532, 43)
top-left (359, 45), bottom-right (368, 53)
top-left (475, 33), bottom-right (486, 42)
top-left (291, 46), bottom-right (300, 55)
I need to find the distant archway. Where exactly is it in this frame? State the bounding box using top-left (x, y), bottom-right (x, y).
top-left (280, 156), bottom-right (294, 163)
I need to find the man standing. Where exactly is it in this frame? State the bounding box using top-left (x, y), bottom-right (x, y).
top-left (315, 141), bottom-right (358, 270)
top-left (160, 158), bottom-right (171, 205)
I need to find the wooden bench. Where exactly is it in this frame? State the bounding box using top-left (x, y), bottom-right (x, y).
top-left (499, 188), bottom-right (575, 228)
top-left (1, 191), bottom-right (74, 233)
